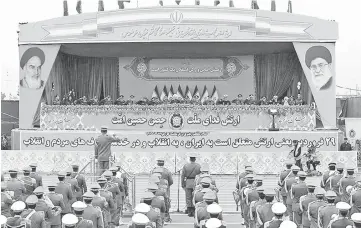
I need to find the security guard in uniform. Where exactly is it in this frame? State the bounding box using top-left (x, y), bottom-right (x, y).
top-left (6, 201), bottom-right (27, 227)
top-left (71, 164), bottom-right (87, 201)
top-left (351, 213), bottom-right (361, 228)
top-left (351, 177), bottom-right (361, 215)
top-left (146, 184), bottom-right (166, 222)
top-left (278, 160), bottom-right (294, 205)
top-left (181, 153), bottom-right (201, 217)
top-left (22, 195), bottom-right (46, 228)
top-left (72, 201), bottom-right (94, 228)
top-left (55, 171), bottom-right (74, 216)
top-left (46, 184), bottom-right (65, 228)
top-left (82, 192), bottom-right (104, 228)
top-left (29, 163), bottom-right (43, 187)
top-left (244, 176), bottom-right (259, 228)
top-left (6, 170), bottom-right (26, 201)
top-left (299, 185), bottom-right (317, 228)
top-left (290, 171), bottom-right (308, 226)
top-left (329, 202), bottom-right (353, 228)
top-left (284, 165), bottom-right (300, 221)
top-left (194, 191), bottom-right (217, 228)
top-left (320, 162), bottom-right (336, 191)
top-left (20, 167), bottom-right (36, 200)
top-left (89, 184), bottom-right (108, 228)
top-left (250, 187), bottom-right (266, 228)
top-left (139, 193), bottom-right (162, 228)
top-left (318, 191), bottom-right (338, 228)
top-left (97, 177), bottom-right (114, 228)
top-left (1, 182), bottom-right (13, 217)
top-left (263, 202), bottom-right (287, 228)
top-left (308, 188), bottom-right (326, 228)
top-left (339, 167), bottom-right (357, 203)
top-left (329, 164), bottom-right (345, 204)
top-left (256, 189), bottom-right (276, 228)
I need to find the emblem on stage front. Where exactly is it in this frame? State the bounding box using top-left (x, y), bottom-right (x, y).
top-left (170, 10), bottom-right (183, 24)
top-left (169, 113), bottom-right (184, 130)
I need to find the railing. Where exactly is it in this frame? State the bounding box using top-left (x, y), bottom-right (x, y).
top-left (109, 156), bottom-right (137, 210)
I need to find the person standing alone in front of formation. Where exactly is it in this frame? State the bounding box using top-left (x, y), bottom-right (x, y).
top-left (94, 126), bottom-right (121, 176)
top-left (181, 153), bottom-right (201, 217)
top-left (290, 140), bottom-right (303, 171)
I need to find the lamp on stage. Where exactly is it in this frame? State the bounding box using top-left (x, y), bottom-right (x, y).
top-left (268, 108), bottom-right (279, 131)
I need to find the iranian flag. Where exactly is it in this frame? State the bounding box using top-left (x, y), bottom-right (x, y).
top-left (193, 86), bottom-right (200, 100)
top-left (152, 86), bottom-right (160, 100)
top-left (160, 86), bottom-right (168, 101)
top-left (168, 85), bottom-right (175, 99)
top-left (177, 85), bottom-right (184, 99)
top-left (185, 86), bottom-right (193, 100)
top-left (200, 86), bottom-right (209, 104)
top-left (211, 86), bottom-right (219, 103)
top-left (76, 0), bottom-right (82, 14)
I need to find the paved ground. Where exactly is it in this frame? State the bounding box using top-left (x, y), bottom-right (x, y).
top-left (29, 173), bottom-right (324, 227)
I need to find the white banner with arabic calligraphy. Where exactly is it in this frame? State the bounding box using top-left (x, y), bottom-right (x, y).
top-left (40, 105), bottom-right (315, 131)
top-left (19, 129), bottom-right (338, 152)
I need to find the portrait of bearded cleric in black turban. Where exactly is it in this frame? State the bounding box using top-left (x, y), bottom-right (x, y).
top-left (305, 46), bottom-right (333, 91)
top-left (19, 47), bottom-right (45, 90)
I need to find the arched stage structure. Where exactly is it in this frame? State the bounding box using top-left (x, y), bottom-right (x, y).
top-left (5, 5), bottom-right (357, 174)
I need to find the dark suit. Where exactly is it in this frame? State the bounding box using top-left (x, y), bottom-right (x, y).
top-left (55, 182), bottom-right (73, 214)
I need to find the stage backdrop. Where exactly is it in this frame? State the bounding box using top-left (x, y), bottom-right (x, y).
top-left (118, 56), bottom-right (255, 99)
top-left (293, 43), bottom-right (336, 128)
top-left (19, 45), bottom-right (60, 129)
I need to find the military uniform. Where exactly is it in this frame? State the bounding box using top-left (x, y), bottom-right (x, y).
top-left (329, 166), bottom-right (344, 204)
top-left (55, 172), bottom-right (74, 215)
top-left (284, 166), bottom-right (300, 221)
top-left (1, 183), bottom-right (13, 217)
top-left (98, 178), bottom-right (115, 228)
top-left (350, 183), bottom-right (361, 215)
top-left (47, 185), bottom-right (65, 228)
top-left (33, 187), bottom-right (55, 227)
top-left (20, 167), bottom-right (36, 200)
top-left (199, 204), bottom-right (224, 228)
top-left (71, 165), bottom-right (88, 201)
top-left (82, 192), bottom-right (104, 228)
top-left (127, 213), bottom-right (151, 228)
top-left (300, 185), bottom-right (317, 228)
top-left (65, 171), bottom-right (81, 205)
top-left (244, 181), bottom-right (259, 228)
top-left (250, 187), bottom-right (266, 228)
top-left (290, 172), bottom-right (308, 226)
top-left (194, 192), bottom-right (217, 228)
top-left (89, 184), bottom-right (108, 228)
top-left (263, 202), bottom-right (287, 228)
top-left (62, 214), bottom-right (93, 228)
top-left (278, 161), bottom-right (294, 205)
top-left (307, 188), bottom-right (327, 228)
top-left (103, 171), bottom-right (121, 228)
top-left (328, 202), bottom-right (353, 228)
top-left (320, 163), bottom-right (336, 190)
top-left (181, 154), bottom-right (201, 216)
top-left (6, 170), bottom-right (26, 201)
top-left (339, 168), bottom-right (357, 202)
top-left (22, 195), bottom-right (46, 228)
top-left (110, 167), bottom-right (125, 222)
top-left (351, 213), bottom-right (361, 228)
top-left (134, 201), bottom-right (162, 228)
top-left (318, 191), bottom-right (338, 228)
top-left (29, 163), bottom-right (43, 187)
top-left (256, 189), bottom-right (276, 228)
top-left (6, 201), bottom-right (27, 228)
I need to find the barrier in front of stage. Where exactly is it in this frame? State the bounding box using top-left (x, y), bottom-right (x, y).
top-left (1, 150), bottom-right (357, 174)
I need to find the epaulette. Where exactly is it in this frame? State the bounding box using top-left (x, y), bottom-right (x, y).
top-left (94, 206), bottom-right (102, 212)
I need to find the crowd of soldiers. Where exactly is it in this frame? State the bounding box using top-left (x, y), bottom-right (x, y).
top-left (235, 160), bottom-right (361, 228)
top-left (2, 156), bottom-right (361, 228)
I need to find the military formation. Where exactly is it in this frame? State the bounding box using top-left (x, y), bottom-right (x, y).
top-left (235, 160), bottom-right (361, 228)
top-left (2, 157), bottom-right (361, 228)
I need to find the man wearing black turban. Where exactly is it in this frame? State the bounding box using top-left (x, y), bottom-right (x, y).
top-left (19, 47), bottom-right (45, 89)
top-left (305, 46), bottom-right (333, 91)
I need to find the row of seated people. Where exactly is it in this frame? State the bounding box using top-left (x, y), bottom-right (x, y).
top-left (53, 91), bottom-right (305, 106)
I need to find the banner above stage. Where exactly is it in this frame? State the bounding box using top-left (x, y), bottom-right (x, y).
top-left (18, 6), bottom-right (338, 44)
top-left (19, 130), bottom-right (338, 152)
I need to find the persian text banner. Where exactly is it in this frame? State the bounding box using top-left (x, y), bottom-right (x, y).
top-left (19, 129), bottom-right (338, 152)
top-left (40, 104), bottom-right (316, 131)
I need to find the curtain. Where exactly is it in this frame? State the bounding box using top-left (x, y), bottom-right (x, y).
top-left (46, 53), bottom-right (118, 103)
top-left (255, 52), bottom-right (307, 101)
